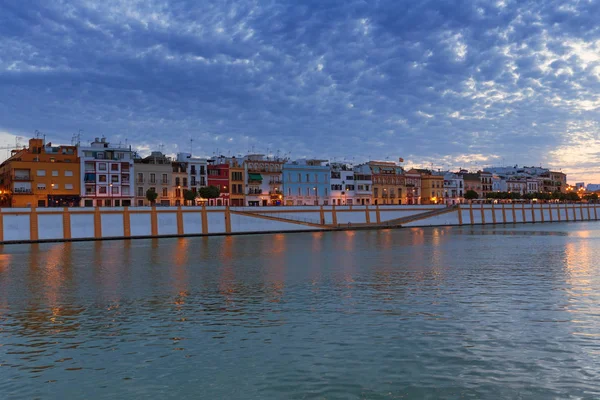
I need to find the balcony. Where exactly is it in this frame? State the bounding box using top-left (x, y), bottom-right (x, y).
top-left (269, 179), bottom-right (282, 185)
top-left (269, 190), bottom-right (283, 195)
top-left (13, 187), bottom-right (32, 194)
top-left (136, 178), bottom-right (144, 184)
top-left (12, 175), bottom-right (32, 181)
top-left (247, 189), bottom-right (263, 195)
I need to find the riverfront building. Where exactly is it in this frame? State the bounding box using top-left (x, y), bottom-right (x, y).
top-left (79, 138), bottom-right (134, 207)
top-left (134, 151), bottom-right (173, 206)
top-left (329, 162), bottom-right (355, 205)
top-left (0, 138), bottom-right (80, 207)
top-left (368, 161), bottom-right (405, 205)
top-left (244, 155), bottom-right (285, 206)
top-left (353, 165), bottom-right (373, 205)
top-left (442, 172), bottom-right (464, 204)
top-left (207, 159), bottom-right (230, 206)
top-left (411, 169), bottom-right (443, 205)
top-left (226, 157), bottom-right (245, 206)
top-left (282, 160), bottom-right (330, 206)
top-left (404, 169), bottom-right (421, 204)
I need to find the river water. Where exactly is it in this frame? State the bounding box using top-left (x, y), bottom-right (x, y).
top-left (1, 223), bottom-right (600, 399)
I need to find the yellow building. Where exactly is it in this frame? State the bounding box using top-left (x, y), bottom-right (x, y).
top-left (0, 138), bottom-right (80, 208)
top-left (414, 169), bottom-right (444, 204)
top-left (368, 161), bottom-right (405, 205)
top-left (227, 157), bottom-right (245, 206)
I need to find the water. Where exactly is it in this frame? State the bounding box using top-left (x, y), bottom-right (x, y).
top-left (1, 223), bottom-right (600, 399)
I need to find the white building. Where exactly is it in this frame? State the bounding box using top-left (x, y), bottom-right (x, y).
top-left (176, 153), bottom-right (208, 199)
top-left (353, 164), bottom-right (373, 205)
top-left (79, 137), bottom-right (134, 207)
top-left (442, 172), bottom-right (464, 205)
top-left (587, 183), bottom-right (600, 192)
top-left (329, 162), bottom-right (356, 205)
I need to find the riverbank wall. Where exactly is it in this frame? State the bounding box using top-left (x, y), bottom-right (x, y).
top-left (0, 203), bottom-right (598, 244)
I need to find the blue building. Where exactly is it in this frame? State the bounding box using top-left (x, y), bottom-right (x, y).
top-left (282, 160), bottom-right (330, 206)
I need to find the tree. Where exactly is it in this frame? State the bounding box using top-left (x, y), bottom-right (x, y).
top-left (198, 185), bottom-right (221, 200)
top-left (584, 193), bottom-right (599, 202)
top-left (565, 192), bottom-right (580, 202)
top-left (146, 188), bottom-right (158, 205)
top-left (183, 189), bottom-right (197, 205)
top-left (464, 190), bottom-right (479, 200)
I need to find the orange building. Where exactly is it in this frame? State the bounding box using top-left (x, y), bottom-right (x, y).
top-left (0, 138), bottom-right (80, 207)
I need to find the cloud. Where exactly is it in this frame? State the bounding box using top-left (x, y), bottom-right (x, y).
top-left (0, 0), bottom-right (599, 182)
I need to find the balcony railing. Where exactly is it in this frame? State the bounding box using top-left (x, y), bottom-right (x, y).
top-left (247, 189), bottom-right (263, 195)
top-left (269, 190), bottom-right (283, 195)
top-left (13, 188), bottom-right (32, 194)
top-left (13, 175), bottom-right (32, 181)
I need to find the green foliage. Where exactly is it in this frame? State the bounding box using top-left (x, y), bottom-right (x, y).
top-left (183, 189), bottom-right (197, 202)
top-left (464, 190), bottom-right (479, 200)
top-left (146, 188), bottom-right (158, 204)
top-left (584, 193), bottom-right (599, 202)
top-left (198, 185), bottom-right (221, 199)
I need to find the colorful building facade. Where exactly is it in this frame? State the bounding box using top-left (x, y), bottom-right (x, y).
top-left (0, 138), bottom-right (80, 207)
top-left (282, 160), bottom-right (330, 206)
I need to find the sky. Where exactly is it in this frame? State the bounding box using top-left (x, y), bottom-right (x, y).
top-left (1, 0), bottom-right (599, 183)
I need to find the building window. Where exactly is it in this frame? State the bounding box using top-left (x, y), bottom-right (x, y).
top-left (52, 170), bottom-right (59, 177)
top-left (183, 178), bottom-right (187, 187)
top-left (297, 187), bottom-right (301, 196)
top-left (162, 187), bottom-right (168, 197)
top-left (111, 164), bottom-right (119, 171)
top-left (137, 173), bottom-right (144, 183)
top-left (99, 163), bottom-right (107, 171)
top-left (175, 189), bottom-right (181, 198)
top-left (162, 174), bottom-right (168, 184)
top-left (298, 173), bottom-right (301, 182)
top-left (37, 183), bottom-right (46, 190)
top-left (99, 186), bottom-right (107, 194)
top-left (325, 188), bottom-right (328, 196)
top-left (37, 170), bottom-right (46, 176)
top-left (111, 175), bottom-right (119, 183)
top-left (175, 177), bottom-right (180, 186)
top-left (99, 175), bottom-right (107, 182)
top-left (65, 184), bottom-right (73, 190)
top-left (150, 173), bottom-right (156, 184)
top-left (65, 170), bottom-right (73, 177)
top-left (112, 186), bottom-right (119, 194)
top-left (138, 187), bottom-right (144, 197)
top-left (306, 174), bottom-right (310, 182)
top-left (52, 183), bottom-right (59, 190)
top-left (122, 187), bottom-right (130, 196)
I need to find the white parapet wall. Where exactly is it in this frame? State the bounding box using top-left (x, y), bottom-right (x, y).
top-left (0, 204), bottom-right (598, 244)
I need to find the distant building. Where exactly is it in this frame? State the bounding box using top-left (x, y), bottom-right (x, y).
top-left (0, 137), bottom-right (80, 208)
top-left (207, 159), bottom-right (230, 206)
top-left (442, 172), bottom-right (464, 204)
top-left (329, 162), bottom-right (355, 205)
top-left (282, 160), bottom-right (330, 205)
top-left (412, 169), bottom-right (443, 204)
top-left (134, 151), bottom-right (173, 206)
top-left (244, 155), bottom-right (285, 206)
top-left (353, 164), bottom-right (373, 205)
top-left (368, 161), bottom-right (404, 205)
top-left (79, 137), bottom-right (134, 207)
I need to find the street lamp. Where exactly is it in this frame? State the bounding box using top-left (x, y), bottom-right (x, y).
top-left (313, 187), bottom-right (317, 205)
top-left (109, 183), bottom-right (113, 207)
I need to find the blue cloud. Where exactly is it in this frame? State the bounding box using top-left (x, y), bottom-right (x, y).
top-left (0, 0), bottom-right (599, 181)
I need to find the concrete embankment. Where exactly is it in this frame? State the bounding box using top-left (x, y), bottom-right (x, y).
top-left (0, 204), bottom-right (597, 245)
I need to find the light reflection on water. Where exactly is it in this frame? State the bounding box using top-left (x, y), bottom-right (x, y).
top-left (1, 223), bottom-right (600, 399)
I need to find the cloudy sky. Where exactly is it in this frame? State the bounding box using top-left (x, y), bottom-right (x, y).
top-left (1, 0), bottom-right (599, 182)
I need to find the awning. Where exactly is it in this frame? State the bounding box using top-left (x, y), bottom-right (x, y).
top-left (248, 173), bottom-right (263, 181)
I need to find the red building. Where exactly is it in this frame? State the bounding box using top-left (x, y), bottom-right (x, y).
top-left (207, 163), bottom-right (230, 206)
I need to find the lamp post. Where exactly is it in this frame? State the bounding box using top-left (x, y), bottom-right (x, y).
top-left (109, 183), bottom-right (113, 207)
top-left (313, 186), bottom-right (317, 205)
